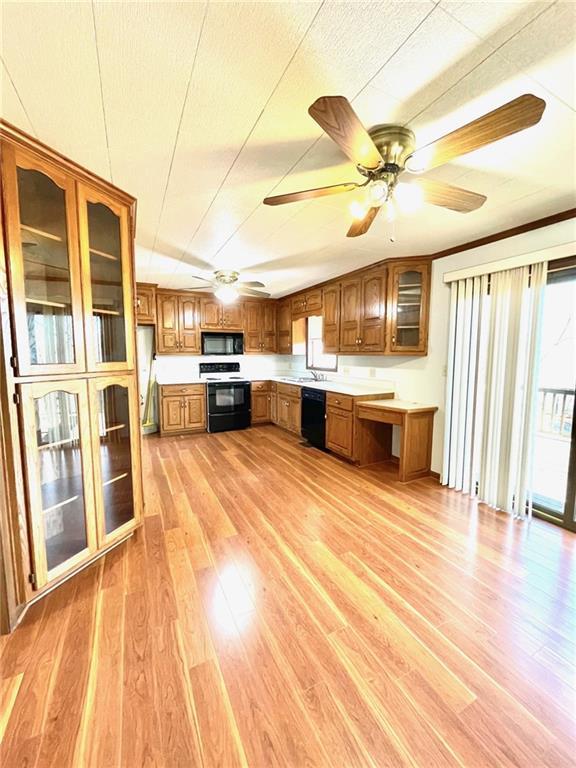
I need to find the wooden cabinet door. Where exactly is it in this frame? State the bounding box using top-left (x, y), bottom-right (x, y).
top-left (287, 396), bottom-right (301, 434)
top-left (322, 284), bottom-right (340, 353)
top-left (277, 396), bottom-right (290, 429)
top-left (136, 283), bottom-right (156, 324)
top-left (291, 295), bottom-right (306, 316)
top-left (19, 379), bottom-right (97, 588)
top-left (262, 302), bottom-right (277, 353)
top-left (185, 395), bottom-right (206, 431)
top-left (200, 297), bottom-right (222, 329)
top-left (305, 289), bottom-right (323, 313)
top-left (179, 296), bottom-right (200, 354)
top-left (78, 183), bottom-right (135, 372)
top-left (161, 396), bottom-right (185, 433)
top-left (251, 391), bottom-right (270, 423)
top-left (222, 302), bottom-right (243, 330)
top-left (360, 270), bottom-right (386, 352)
top-left (387, 262), bottom-right (430, 355)
top-left (277, 300), bottom-right (292, 355)
top-left (339, 279), bottom-right (362, 352)
top-left (156, 293), bottom-right (179, 353)
top-left (89, 375), bottom-right (142, 548)
top-left (270, 392), bottom-right (278, 423)
top-left (1, 144), bottom-right (86, 377)
top-left (326, 407), bottom-right (353, 457)
top-left (244, 301), bottom-right (263, 353)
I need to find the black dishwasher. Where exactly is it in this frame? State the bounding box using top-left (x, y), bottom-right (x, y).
top-left (301, 388), bottom-right (326, 449)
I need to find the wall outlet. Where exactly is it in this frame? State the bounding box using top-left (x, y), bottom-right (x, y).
top-left (368, 368), bottom-right (376, 378)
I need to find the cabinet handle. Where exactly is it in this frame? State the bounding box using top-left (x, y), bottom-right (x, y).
top-left (392, 335), bottom-right (396, 343)
top-left (334, 399), bottom-right (340, 404)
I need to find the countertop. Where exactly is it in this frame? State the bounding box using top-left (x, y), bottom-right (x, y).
top-left (157, 375), bottom-right (395, 397)
top-left (357, 398), bottom-right (438, 412)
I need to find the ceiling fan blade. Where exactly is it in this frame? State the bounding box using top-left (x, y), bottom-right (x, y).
top-left (409, 178), bottom-right (486, 212)
top-left (406, 94), bottom-right (546, 173)
top-left (187, 273), bottom-right (213, 283)
top-left (264, 182), bottom-right (358, 206)
top-left (238, 280), bottom-right (265, 288)
top-left (238, 287), bottom-right (271, 298)
top-left (346, 206), bottom-right (381, 238)
top-left (308, 96), bottom-right (383, 169)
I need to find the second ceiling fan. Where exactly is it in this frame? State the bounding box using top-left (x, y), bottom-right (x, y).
top-left (263, 94), bottom-right (546, 237)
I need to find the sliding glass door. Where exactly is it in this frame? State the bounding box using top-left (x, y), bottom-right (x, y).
top-left (532, 261), bottom-right (576, 530)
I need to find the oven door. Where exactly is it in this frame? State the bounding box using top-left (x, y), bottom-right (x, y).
top-left (207, 382), bottom-right (250, 414)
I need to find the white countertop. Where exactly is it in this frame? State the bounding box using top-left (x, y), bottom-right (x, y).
top-left (156, 375), bottom-right (395, 397)
top-left (357, 398), bottom-right (438, 412)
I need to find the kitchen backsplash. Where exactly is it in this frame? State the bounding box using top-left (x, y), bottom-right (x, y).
top-left (155, 354), bottom-right (293, 382)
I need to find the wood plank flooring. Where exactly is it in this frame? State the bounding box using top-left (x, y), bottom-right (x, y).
top-left (2, 425), bottom-right (576, 767)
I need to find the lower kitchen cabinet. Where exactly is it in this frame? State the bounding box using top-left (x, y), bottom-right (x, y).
top-left (326, 406), bottom-right (354, 458)
top-left (251, 381), bottom-right (271, 423)
top-left (18, 376), bottom-right (142, 589)
top-left (159, 384), bottom-right (206, 435)
top-left (276, 384), bottom-right (301, 434)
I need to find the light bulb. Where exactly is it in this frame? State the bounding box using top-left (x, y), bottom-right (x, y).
top-left (368, 180), bottom-right (388, 206)
top-left (395, 182), bottom-right (424, 213)
top-left (214, 285), bottom-right (239, 304)
top-left (349, 200), bottom-right (368, 220)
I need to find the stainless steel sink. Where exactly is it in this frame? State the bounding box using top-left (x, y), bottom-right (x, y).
top-left (279, 376), bottom-right (315, 383)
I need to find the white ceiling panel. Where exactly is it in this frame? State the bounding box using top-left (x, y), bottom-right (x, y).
top-left (1, 1), bottom-right (574, 295)
top-left (92, 1), bottom-right (207, 249)
top-left (1, 1), bottom-right (110, 178)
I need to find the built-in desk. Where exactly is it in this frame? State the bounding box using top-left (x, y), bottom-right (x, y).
top-left (355, 400), bottom-right (438, 482)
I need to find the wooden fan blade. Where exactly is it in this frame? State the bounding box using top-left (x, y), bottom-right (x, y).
top-left (238, 287), bottom-right (271, 298)
top-left (347, 206), bottom-right (381, 237)
top-left (264, 182), bottom-right (358, 206)
top-left (308, 96), bottom-right (383, 169)
top-left (410, 179), bottom-right (486, 212)
top-left (406, 94), bottom-right (546, 172)
top-left (238, 280), bottom-right (265, 288)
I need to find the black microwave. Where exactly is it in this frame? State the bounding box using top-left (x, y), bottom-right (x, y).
top-left (201, 332), bottom-right (244, 356)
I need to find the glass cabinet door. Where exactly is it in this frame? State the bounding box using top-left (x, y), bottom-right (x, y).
top-left (89, 376), bottom-right (142, 545)
top-left (78, 184), bottom-right (135, 371)
top-left (1, 144), bottom-right (85, 376)
top-left (388, 263), bottom-right (430, 354)
top-left (20, 380), bottom-right (96, 588)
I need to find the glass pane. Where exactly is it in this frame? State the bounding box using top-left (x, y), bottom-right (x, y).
top-left (87, 202), bottom-right (127, 363)
top-left (396, 270), bottom-right (422, 346)
top-left (96, 384), bottom-right (134, 534)
top-left (35, 390), bottom-right (87, 570)
top-left (17, 168), bottom-right (75, 365)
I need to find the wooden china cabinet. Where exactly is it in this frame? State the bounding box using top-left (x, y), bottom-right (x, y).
top-left (0, 121), bottom-right (143, 626)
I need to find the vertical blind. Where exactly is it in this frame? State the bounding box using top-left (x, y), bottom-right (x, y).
top-left (442, 262), bottom-right (547, 518)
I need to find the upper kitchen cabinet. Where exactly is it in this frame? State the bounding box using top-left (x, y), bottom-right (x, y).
top-left (78, 184), bottom-right (135, 371)
top-left (386, 261), bottom-right (430, 355)
top-left (277, 300), bottom-right (292, 355)
top-left (291, 288), bottom-right (322, 318)
top-left (156, 292), bottom-right (200, 354)
top-left (322, 283), bottom-right (340, 354)
top-left (339, 270), bottom-right (385, 353)
top-left (136, 282), bottom-right (157, 325)
top-left (244, 300), bottom-right (276, 353)
top-left (1, 144), bottom-right (86, 377)
top-left (200, 297), bottom-right (243, 330)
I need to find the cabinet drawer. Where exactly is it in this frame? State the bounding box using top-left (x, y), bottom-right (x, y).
top-left (160, 384), bottom-right (204, 396)
top-left (251, 380), bottom-right (270, 392)
top-left (277, 383), bottom-right (301, 398)
top-left (326, 392), bottom-right (353, 411)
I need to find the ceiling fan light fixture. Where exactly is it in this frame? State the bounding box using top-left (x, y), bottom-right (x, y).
top-left (349, 200), bottom-right (368, 220)
top-left (385, 198), bottom-right (396, 223)
top-left (214, 285), bottom-right (239, 304)
top-left (368, 179), bottom-right (388, 206)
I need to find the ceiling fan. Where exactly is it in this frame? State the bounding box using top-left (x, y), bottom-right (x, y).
top-left (186, 270), bottom-right (270, 303)
top-left (263, 94), bottom-right (546, 237)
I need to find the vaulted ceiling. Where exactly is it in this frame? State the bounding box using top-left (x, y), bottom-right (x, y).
top-left (2, 1), bottom-right (575, 296)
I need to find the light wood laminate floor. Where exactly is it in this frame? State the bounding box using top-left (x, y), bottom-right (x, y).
top-left (1, 425), bottom-right (575, 767)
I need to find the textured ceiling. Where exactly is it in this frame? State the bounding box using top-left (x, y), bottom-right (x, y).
top-left (2, 1), bottom-right (575, 297)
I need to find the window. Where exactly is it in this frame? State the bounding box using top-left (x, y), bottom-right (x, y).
top-left (306, 315), bottom-right (337, 371)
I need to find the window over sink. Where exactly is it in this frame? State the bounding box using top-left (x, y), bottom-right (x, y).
top-left (307, 315), bottom-right (337, 372)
